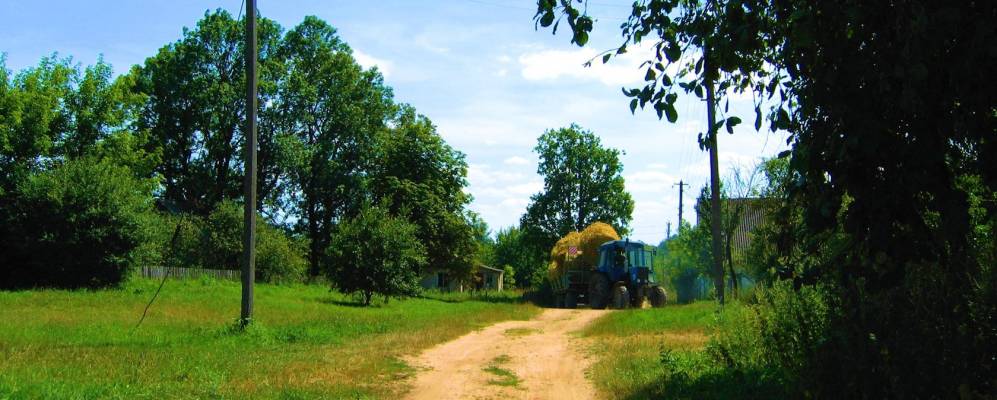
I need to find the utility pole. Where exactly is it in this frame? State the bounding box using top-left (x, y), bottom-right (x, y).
top-left (674, 180), bottom-right (689, 232)
top-left (240, 0), bottom-right (257, 327)
top-left (666, 222), bottom-right (671, 239)
top-left (704, 46), bottom-right (726, 305)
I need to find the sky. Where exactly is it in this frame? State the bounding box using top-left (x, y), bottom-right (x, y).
top-left (0, 0), bottom-right (788, 244)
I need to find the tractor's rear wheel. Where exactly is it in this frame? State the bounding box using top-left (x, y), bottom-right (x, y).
top-left (564, 291), bottom-right (578, 309)
top-left (588, 273), bottom-right (610, 309)
top-left (612, 284), bottom-right (630, 309)
top-left (650, 286), bottom-right (667, 308)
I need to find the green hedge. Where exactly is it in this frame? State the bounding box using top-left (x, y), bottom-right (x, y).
top-left (0, 159), bottom-right (154, 289)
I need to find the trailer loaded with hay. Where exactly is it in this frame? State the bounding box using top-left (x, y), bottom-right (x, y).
top-left (549, 222), bottom-right (667, 309)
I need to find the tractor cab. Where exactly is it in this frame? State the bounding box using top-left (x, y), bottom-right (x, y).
top-left (596, 239), bottom-right (657, 285)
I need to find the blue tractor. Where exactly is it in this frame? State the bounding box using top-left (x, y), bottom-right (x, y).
top-left (554, 239), bottom-right (667, 309)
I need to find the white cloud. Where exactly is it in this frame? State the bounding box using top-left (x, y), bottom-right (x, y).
top-left (625, 169), bottom-right (679, 195)
top-left (465, 163), bottom-right (543, 230)
top-left (519, 48), bottom-right (640, 86)
top-left (517, 43), bottom-right (672, 87)
top-left (353, 50), bottom-right (392, 77)
top-left (503, 156), bottom-right (531, 166)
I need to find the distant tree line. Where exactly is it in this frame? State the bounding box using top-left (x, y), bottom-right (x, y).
top-left (0, 10), bottom-right (478, 295)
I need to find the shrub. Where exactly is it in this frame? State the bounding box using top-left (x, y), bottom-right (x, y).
top-left (699, 281), bottom-right (832, 395)
top-left (147, 200), bottom-right (307, 283)
top-left (0, 159), bottom-right (154, 288)
top-left (502, 265), bottom-right (516, 289)
top-left (256, 225), bottom-right (307, 284)
top-left (325, 205), bottom-right (425, 305)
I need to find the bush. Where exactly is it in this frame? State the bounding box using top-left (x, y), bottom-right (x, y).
top-left (641, 282), bottom-right (832, 399)
top-left (256, 224), bottom-right (307, 284)
top-left (149, 200), bottom-right (307, 283)
top-left (325, 205), bottom-right (425, 305)
top-left (0, 159), bottom-right (154, 288)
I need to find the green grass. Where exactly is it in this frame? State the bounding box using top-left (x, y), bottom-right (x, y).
top-left (0, 278), bottom-right (539, 399)
top-left (581, 302), bottom-right (719, 399)
top-left (482, 355), bottom-right (520, 388)
top-left (502, 327), bottom-right (542, 337)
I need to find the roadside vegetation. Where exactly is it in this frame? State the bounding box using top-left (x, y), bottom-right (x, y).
top-left (536, 0), bottom-right (996, 397)
top-left (0, 278), bottom-right (538, 399)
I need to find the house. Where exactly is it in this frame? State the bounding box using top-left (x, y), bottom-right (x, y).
top-left (723, 197), bottom-right (771, 258)
top-left (419, 264), bottom-right (505, 292)
top-left (473, 264), bottom-right (505, 291)
top-left (696, 197), bottom-right (771, 256)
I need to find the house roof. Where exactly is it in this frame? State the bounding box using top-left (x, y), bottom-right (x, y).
top-left (476, 264), bottom-right (504, 274)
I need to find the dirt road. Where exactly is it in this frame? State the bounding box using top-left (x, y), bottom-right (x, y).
top-left (404, 308), bottom-right (609, 400)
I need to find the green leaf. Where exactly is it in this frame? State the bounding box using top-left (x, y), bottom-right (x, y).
top-left (644, 68), bottom-right (656, 81)
top-left (540, 12), bottom-right (555, 27)
top-left (754, 106), bottom-right (762, 131)
top-left (629, 98), bottom-right (638, 114)
top-left (602, 53), bottom-right (612, 64)
top-left (574, 31), bottom-right (589, 46)
top-left (725, 116), bottom-right (741, 134)
top-left (665, 44), bottom-right (681, 62)
top-left (665, 103), bottom-right (678, 123)
top-left (694, 84), bottom-right (703, 98)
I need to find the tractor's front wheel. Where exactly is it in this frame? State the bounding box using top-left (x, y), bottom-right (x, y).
top-left (650, 286), bottom-right (667, 308)
top-left (612, 284), bottom-right (630, 309)
top-left (588, 273), bottom-right (610, 309)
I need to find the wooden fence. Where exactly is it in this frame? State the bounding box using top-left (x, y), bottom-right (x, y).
top-left (140, 266), bottom-right (241, 281)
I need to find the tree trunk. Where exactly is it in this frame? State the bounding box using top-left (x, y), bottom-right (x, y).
top-left (705, 49), bottom-right (726, 305)
top-left (307, 199), bottom-right (321, 279)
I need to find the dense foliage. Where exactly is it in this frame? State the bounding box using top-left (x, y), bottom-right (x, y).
top-left (493, 226), bottom-right (547, 288)
top-left (325, 205), bottom-right (426, 305)
top-left (0, 11), bottom-right (479, 288)
top-left (149, 201), bottom-right (307, 284)
top-left (0, 159), bottom-right (154, 288)
top-left (536, 0), bottom-right (995, 397)
top-left (371, 106), bottom-right (477, 281)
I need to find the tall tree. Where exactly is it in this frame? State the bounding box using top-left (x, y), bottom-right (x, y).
top-left (0, 56), bottom-right (73, 191)
top-left (276, 16), bottom-right (394, 277)
top-left (520, 124), bottom-right (634, 252)
top-left (134, 10), bottom-right (283, 215)
top-left (371, 105), bottom-right (477, 279)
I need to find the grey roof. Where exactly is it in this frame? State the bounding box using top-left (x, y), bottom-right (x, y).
top-left (477, 264), bottom-right (505, 274)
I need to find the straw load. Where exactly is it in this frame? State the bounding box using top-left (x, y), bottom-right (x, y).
top-left (547, 222), bottom-right (620, 281)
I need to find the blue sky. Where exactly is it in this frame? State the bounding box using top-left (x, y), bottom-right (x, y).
top-left (0, 0), bottom-right (787, 244)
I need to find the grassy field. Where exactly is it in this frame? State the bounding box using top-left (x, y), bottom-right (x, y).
top-left (581, 302), bottom-right (718, 399)
top-left (0, 278), bottom-right (539, 399)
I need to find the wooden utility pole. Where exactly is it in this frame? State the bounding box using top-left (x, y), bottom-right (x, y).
top-left (704, 48), bottom-right (726, 305)
top-left (240, 0), bottom-right (257, 326)
top-left (674, 180), bottom-right (689, 232)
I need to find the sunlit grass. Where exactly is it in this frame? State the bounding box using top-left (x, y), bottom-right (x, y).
top-left (581, 301), bottom-right (718, 399)
top-left (0, 278), bottom-right (539, 399)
